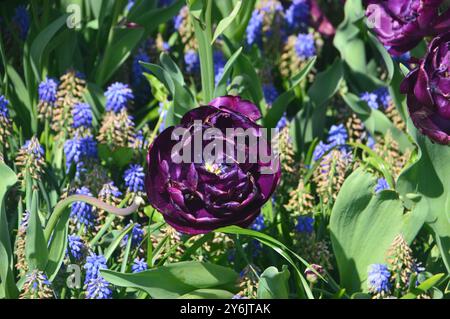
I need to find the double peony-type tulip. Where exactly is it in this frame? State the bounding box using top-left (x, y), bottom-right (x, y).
top-left (365, 0), bottom-right (450, 55)
top-left (400, 32), bottom-right (450, 144)
top-left (145, 96), bottom-right (281, 234)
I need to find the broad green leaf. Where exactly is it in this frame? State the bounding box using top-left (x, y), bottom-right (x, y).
top-left (397, 128), bottom-right (450, 274)
top-left (141, 62), bottom-right (194, 118)
top-left (0, 163), bottom-right (19, 298)
top-left (101, 261), bottom-right (238, 298)
top-left (30, 14), bottom-right (68, 82)
top-left (159, 52), bottom-right (185, 86)
top-left (211, 0), bottom-right (242, 44)
top-left (401, 274), bottom-right (445, 299)
top-left (95, 28), bottom-right (144, 85)
top-left (98, 145), bottom-right (134, 169)
top-left (367, 33), bottom-right (394, 84)
top-left (257, 266), bottom-right (290, 299)
top-left (330, 168), bottom-right (426, 294)
top-left (129, 0), bottom-right (184, 33)
top-left (215, 0), bottom-right (256, 42)
top-left (141, 62), bottom-right (175, 94)
top-left (25, 191), bottom-right (49, 271)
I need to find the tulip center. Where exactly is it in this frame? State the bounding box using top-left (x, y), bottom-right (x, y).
top-left (204, 162), bottom-right (223, 175)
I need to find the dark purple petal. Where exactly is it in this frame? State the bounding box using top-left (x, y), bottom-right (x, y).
top-left (401, 32), bottom-right (450, 145)
top-left (208, 95), bottom-right (262, 121)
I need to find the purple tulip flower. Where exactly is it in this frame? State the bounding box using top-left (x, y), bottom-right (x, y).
top-left (145, 96), bottom-right (281, 234)
top-left (400, 32), bottom-right (450, 144)
top-left (366, 0), bottom-right (450, 55)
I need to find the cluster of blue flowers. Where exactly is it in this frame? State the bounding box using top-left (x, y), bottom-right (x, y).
top-left (214, 51), bottom-right (226, 85)
top-left (250, 215), bottom-right (266, 232)
top-left (67, 234), bottom-right (85, 261)
top-left (105, 82), bottom-right (134, 113)
top-left (360, 87), bottom-right (391, 110)
top-left (295, 216), bottom-right (314, 234)
top-left (84, 253), bottom-right (112, 299)
top-left (367, 263), bottom-right (391, 295)
top-left (294, 33), bottom-right (316, 59)
top-left (132, 49), bottom-right (151, 88)
top-left (22, 138), bottom-right (45, 158)
top-left (246, 0), bottom-right (312, 49)
top-left (131, 257), bottom-right (148, 273)
top-left (99, 181), bottom-right (123, 201)
top-left (246, 9), bottom-right (264, 47)
top-left (13, 5), bottom-right (30, 40)
top-left (121, 222), bottom-right (145, 248)
top-left (285, 0), bottom-right (310, 33)
top-left (70, 187), bottom-right (96, 230)
top-left (263, 83), bottom-right (279, 105)
top-left (64, 134), bottom-right (97, 175)
top-left (313, 124), bottom-right (348, 161)
top-left (38, 78), bottom-right (58, 104)
top-left (184, 50), bottom-right (200, 74)
top-left (374, 178), bottom-right (390, 194)
top-left (0, 95), bottom-right (9, 118)
top-left (72, 103), bottom-right (93, 129)
top-left (124, 164), bottom-right (145, 193)
top-left (276, 114), bottom-right (288, 131)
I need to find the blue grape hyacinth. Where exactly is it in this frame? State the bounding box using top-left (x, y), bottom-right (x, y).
top-left (0, 95), bottom-right (9, 118)
top-left (327, 124), bottom-right (348, 147)
top-left (84, 253), bottom-right (107, 282)
top-left (312, 141), bottom-right (330, 161)
top-left (70, 187), bottom-right (96, 230)
top-left (72, 103), bottom-right (93, 129)
top-left (374, 87), bottom-right (391, 109)
top-left (105, 82), bottom-right (134, 113)
top-left (263, 83), bottom-right (279, 105)
top-left (64, 135), bottom-right (97, 175)
top-left (121, 222), bottom-right (144, 248)
top-left (294, 33), bottom-right (316, 59)
top-left (13, 5), bottom-right (30, 40)
top-left (250, 214), bottom-right (266, 232)
top-left (367, 264), bottom-right (391, 295)
top-left (38, 78), bottom-right (58, 104)
top-left (124, 164), bottom-right (145, 193)
top-left (246, 9), bottom-right (264, 47)
top-left (184, 50), bottom-right (200, 74)
top-left (285, 0), bottom-right (310, 33)
top-left (213, 51), bottom-right (226, 85)
top-left (85, 276), bottom-right (112, 299)
top-left (360, 92), bottom-right (380, 110)
top-left (132, 49), bottom-right (150, 87)
top-left (67, 234), bottom-right (85, 261)
top-left (131, 258), bottom-right (148, 273)
top-left (295, 216), bottom-right (314, 234)
top-left (374, 178), bottom-right (390, 193)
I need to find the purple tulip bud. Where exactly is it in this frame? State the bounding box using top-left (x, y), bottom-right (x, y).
top-left (145, 96), bottom-right (281, 234)
top-left (400, 32), bottom-right (450, 144)
top-left (365, 0), bottom-right (450, 55)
